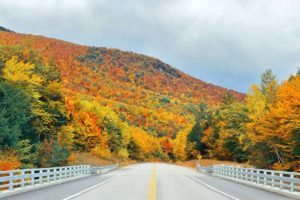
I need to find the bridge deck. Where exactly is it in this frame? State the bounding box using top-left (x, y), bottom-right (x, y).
top-left (2, 163), bottom-right (292, 200)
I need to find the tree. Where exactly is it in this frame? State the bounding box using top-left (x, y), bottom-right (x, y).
top-left (261, 69), bottom-right (278, 106)
top-left (0, 80), bottom-right (33, 147)
top-left (173, 125), bottom-right (193, 161)
top-left (212, 102), bottom-right (249, 162)
top-left (92, 128), bottom-right (112, 159)
top-left (245, 84), bottom-right (274, 167)
top-left (245, 69), bottom-right (280, 168)
top-left (15, 140), bottom-right (36, 168)
top-left (222, 92), bottom-right (236, 105)
top-left (187, 100), bottom-right (211, 158)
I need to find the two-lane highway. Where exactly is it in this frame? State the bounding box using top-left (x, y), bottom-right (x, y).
top-left (2, 163), bottom-right (293, 200)
top-left (69, 163), bottom-right (230, 200)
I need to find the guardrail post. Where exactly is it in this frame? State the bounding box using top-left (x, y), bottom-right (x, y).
top-left (65, 167), bottom-right (68, 179)
top-left (241, 168), bottom-right (243, 180)
top-left (21, 171), bottom-right (25, 188)
top-left (280, 173), bottom-right (283, 190)
top-left (218, 166), bottom-right (225, 176)
top-left (39, 169), bottom-right (43, 184)
top-left (290, 174), bottom-right (294, 192)
top-left (47, 169), bottom-right (50, 183)
top-left (54, 168), bottom-right (57, 181)
top-left (71, 166), bottom-right (74, 177)
top-left (271, 171), bottom-right (274, 187)
top-left (9, 171), bottom-right (14, 190)
top-left (58, 168), bottom-right (61, 180)
top-left (227, 166), bottom-right (230, 177)
top-left (240, 167), bottom-right (243, 180)
top-left (31, 170), bottom-right (35, 186)
top-left (226, 166), bottom-right (228, 177)
top-left (256, 170), bottom-right (259, 184)
top-left (264, 171), bottom-right (267, 185)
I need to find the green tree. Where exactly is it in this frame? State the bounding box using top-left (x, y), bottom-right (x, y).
top-left (212, 102), bottom-right (249, 162)
top-left (0, 80), bottom-right (33, 147)
top-left (261, 69), bottom-right (278, 106)
top-left (222, 92), bottom-right (236, 105)
top-left (187, 100), bottom-right (211, 158)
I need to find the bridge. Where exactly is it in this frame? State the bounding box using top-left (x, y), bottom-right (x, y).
top-left (0, 163), bottom-right (299, 200)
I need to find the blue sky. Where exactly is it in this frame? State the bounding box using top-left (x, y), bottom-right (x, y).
top-left (0, 0), bottom-right (299, 92)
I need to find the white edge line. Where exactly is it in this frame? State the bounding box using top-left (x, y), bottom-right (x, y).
top-left (188, 175), bottom-right (240, 200)
top-left (172, 164), bottom-right (240, 200)
top-left (62, 175), bottom-right (120, 200)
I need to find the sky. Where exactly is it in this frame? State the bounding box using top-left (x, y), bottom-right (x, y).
top-left (0, 0), bottom-right (299, 92)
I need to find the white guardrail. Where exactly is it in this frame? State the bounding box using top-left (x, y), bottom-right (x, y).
top-left (0, 164), bottom-right (118, 197)
top-left (197, 164), bottom-right (300, 199)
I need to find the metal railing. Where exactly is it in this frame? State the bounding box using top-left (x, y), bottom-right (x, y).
top-left (91, 164), bottom-right (118, 175)
top-left (0, 164), bottom-right (118, 194)
top-left (197, 164), bottom-right (300, 195)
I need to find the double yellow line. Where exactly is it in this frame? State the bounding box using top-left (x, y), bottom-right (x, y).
top-left (148, 165), bottom-right (157, 200)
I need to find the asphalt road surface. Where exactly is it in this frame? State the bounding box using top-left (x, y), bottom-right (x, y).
top-left (2, 163), bottom-right (293, 200)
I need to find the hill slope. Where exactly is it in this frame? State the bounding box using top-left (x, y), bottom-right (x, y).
top-left (0, 30), bottom-right (243, 136)
top-left (0, 28), bottom-right (244, 163)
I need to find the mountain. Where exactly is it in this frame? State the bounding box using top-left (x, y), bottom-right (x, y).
top-left (0, 29), bottom-right (244, 138)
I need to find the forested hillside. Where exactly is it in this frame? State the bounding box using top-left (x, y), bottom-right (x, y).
top-left (0, 28), bottom-right (298, 171)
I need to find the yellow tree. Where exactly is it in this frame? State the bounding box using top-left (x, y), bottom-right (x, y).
top-left (173, 125), bottom-right (193, 161)
top-left (245, 70), bottom-right (279, 168)
top-left (255, 76), bottom-right (300, 170)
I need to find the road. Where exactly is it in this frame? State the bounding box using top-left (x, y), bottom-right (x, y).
top-left (2, 163), bottom-right (292, 200)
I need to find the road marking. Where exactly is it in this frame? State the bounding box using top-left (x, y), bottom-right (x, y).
top-left (148, 165), bottom-right (157, 200)
top-left (173, 165), bottom-right (239, 200)
top-left (62, 175), bottom-right (120, 200)
top-left (188, 175), bottom-right (240, 200)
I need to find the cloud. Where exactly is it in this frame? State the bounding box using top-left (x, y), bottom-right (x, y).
top-left (0, 0), bottom-right (299, 92)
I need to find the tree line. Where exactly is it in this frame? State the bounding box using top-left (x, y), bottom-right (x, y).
top-left (185, 69), bottom-right (299, 171)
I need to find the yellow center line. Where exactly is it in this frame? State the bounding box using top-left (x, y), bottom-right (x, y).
top-left (148, 165), bottom-right (157, 200)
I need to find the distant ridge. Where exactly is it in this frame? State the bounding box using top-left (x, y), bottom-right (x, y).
top-left (0, 26), bottom-right (13, 32)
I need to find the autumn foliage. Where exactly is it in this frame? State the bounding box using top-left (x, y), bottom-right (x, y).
top-left (0, 29), bottom-right (298, 171)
